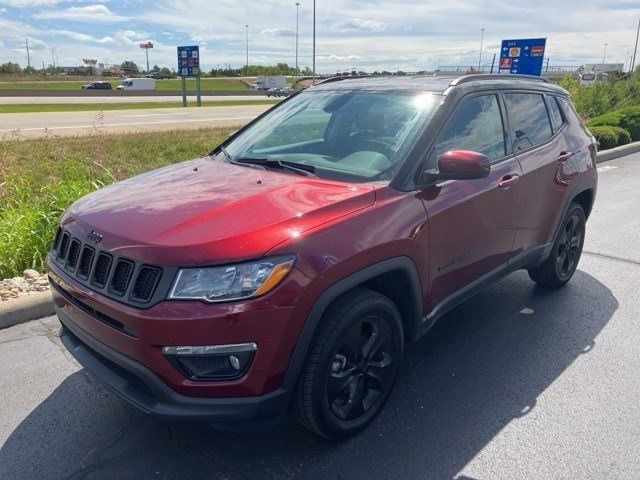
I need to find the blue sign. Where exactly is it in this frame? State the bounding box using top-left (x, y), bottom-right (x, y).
top-left (499, 38), bottom-right (546, 76)
top-left (177, 45), bottom-right (200, 77)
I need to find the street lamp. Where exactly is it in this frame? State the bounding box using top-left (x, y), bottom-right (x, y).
top-left (295, 2), bottom-right (301, 73)
top-left (312, 0), bottom-right (316, 84)
top-left (602, 43), bottom-right (608, 64)
top-left (245, 24), bottom-right (250, 67)
top-left (478, 27), bottom-right (485, 71)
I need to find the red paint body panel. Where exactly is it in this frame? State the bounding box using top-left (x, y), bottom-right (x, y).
top-left (63, 158), bottom-right (374, 266)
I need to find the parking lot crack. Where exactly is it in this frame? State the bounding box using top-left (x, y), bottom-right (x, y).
top-left (583, 250), bottom-right (640, 267)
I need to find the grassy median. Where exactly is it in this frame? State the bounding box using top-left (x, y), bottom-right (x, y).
top-left (0, 127), bottom-right (232, 279)
top-left (0, 99), bottom-right (278, 114)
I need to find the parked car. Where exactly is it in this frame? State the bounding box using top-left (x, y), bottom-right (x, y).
top-left (81, 81), bottom-right (112, 90)
top-left (115, 78), bottom-right (156, 90)
top-left (266, 87), bottom-right (293, 97)
top-left (48, 74), bottom-right (597, 439)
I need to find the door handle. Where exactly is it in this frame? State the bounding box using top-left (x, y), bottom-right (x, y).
top-left (498, 173), bottom-right (520, 189)
top-left (558, 150), bottom-right (577, 162)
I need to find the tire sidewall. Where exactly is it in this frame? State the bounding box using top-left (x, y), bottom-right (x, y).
top-left (552, 204), bottom-right (586, 282)
top-left (316, 297), bottom-right (404, 437)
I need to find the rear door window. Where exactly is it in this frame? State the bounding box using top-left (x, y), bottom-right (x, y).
top-left (433, 94), bottom-right (506, 163)
top-left (547, 96), bottom-right (565, 132)
top-left (504, 93), bottom-right (553, 151)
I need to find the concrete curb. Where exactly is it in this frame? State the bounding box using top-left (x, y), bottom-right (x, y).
top-left (596, 141), bottom-right (640, 163)
top-left (0, 290), bottom-right (54, 329)
top-left (0, 139), bottom-right (638, 330)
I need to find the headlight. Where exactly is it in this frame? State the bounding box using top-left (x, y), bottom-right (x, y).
top-left (168, 255), bottom-right (295, 303)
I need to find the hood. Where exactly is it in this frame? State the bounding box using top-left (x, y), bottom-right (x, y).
top-left (62, 157), bottom-right (375, 266)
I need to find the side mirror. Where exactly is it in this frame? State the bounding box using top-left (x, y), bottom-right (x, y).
top-left (435, 150), bottom-right (491, 180)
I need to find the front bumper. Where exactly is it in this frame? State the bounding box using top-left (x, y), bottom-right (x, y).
top-left (58, 307), bottom-right (296, 427)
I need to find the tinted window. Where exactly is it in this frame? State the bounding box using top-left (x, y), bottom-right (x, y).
top-left (557, 97), bottom-right (582, 126)
top-left (547, 96), bottom-right (564, 131)
top-left (433, 94), bottom-right (506, 163)
top-left (504, 93), bottom-right (553, 151)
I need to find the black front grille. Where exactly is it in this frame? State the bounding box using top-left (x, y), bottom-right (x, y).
top-left (91, 253), bottom-right (112, 289)
top-left (50, 228), bottom-right (165, 307)
top-left (64, 327), bottom-right (152, 398)
top-left (110, 260), bottom-right (134, 296)
top-left (65, 239), bottom-right (81, 271)
top-left (57, 232), bottom-right (70, 261)
top-left (77, 246), bottom-right (95, 279)
top-left (131, 266), bottom-right (162, 302)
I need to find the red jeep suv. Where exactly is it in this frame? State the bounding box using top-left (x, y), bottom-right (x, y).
top-left (49, 75), bottom-right (597, 439)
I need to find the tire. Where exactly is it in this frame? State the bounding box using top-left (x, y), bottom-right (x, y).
top-left (528, 202), bottom-right (586, 288)
top-left (292, 287), bottom-right (404, 439)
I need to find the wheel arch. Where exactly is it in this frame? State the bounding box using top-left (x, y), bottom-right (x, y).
top-left (286, 257), bottom-right (423, 376)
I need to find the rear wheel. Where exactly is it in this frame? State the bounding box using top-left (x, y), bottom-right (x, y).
top-left (528, 202), bottom-right (585, 287)
top-left (292, 288), bottom-right (403, 439)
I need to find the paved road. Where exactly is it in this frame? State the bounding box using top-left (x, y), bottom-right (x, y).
top-left (1, 154), bottom-right (639, 479)
top-left (0, 95), bottom-right (270, 104)
top-left (0, 104), bottom-right (272, 139)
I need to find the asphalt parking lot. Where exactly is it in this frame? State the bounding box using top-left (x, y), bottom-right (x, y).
top-left (1, 152), bottom-right (639, 479)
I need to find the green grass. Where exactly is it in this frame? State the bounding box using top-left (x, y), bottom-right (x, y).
top-left (0, 99), bottom-right (278, 114)
top-left (0, 78), bottom-right (249, 91)
top-left (0, 127), bottom-right (232, 279)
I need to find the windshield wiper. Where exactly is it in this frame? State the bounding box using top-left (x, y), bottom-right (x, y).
top-left (234, 157), bottom-right (317, 178)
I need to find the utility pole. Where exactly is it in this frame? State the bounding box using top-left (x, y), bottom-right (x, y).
top-left (295, 2), bottom-right (301, 73)
top-left (245, 24), bottom-right (250, 67)
top-left (312, 0), bottom-right (316, 84)
top-left (602, 43), bottom-right (608, 64)
top-left (632, 16), bottom-right (640, 74)
top-left (479, 27), bottom-right (485, 71)
top-left (25, 38), bottom-right (31, 71)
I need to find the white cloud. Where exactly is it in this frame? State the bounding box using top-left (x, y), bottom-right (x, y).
top-left (317, 54), bottom-right (362, 62)
top-left (35, 5), bottom-right (128, 22)
top-left (0, 0), bottom-right (63, 6)
top-left (333, 19), bottom-right (388, 33)
top-left (261, 27), bottom-right (295, 37)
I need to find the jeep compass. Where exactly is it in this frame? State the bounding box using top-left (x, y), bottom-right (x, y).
top-left (49, 75), bottom-right (597, 439)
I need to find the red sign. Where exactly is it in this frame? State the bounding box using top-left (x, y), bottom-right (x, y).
top-left (499, 58), bottom-right (512, 68)
top-left (531, 45), bottom-right (544, 56)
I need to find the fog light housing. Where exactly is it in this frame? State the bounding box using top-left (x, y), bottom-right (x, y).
top-left (162, 343), bottom-right (257, 380)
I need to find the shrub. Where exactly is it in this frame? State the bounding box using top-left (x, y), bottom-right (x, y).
top-left (586, 105), bottom-right (640, 141)
top-left (588, 126), bottom-right (619, 150)
top-left (609, 126), bottom-right (632, 146)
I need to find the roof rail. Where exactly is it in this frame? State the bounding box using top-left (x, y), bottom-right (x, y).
top-left (317, 75), bottom-right (363, 85)
top-left (450, 74), bottom-right (550, 86)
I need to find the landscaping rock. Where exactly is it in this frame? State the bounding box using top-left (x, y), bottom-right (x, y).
top-left (0, 270), bottom-right (50, 302)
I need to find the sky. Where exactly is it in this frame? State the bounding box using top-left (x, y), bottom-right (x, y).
top-left (1, 0), bottom-right (639, 73)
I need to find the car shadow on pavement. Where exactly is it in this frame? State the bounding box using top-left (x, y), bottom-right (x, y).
top-left (0, 269), bottom-right (618, 480)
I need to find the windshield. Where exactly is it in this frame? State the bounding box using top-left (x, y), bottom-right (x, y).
top-left (221, 89), bottom-right (440, 183)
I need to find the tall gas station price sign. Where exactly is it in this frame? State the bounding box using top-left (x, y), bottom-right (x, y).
top-left (177, 45), bottom-right (202, 106)
top-left (499, 38), bottom-right (547, 76)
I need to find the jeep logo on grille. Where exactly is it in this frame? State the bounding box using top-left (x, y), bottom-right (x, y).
top-left (86, 229), bottom-right (103, 243)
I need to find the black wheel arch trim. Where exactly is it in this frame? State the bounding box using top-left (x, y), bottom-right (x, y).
top-left (544, 179), bottom-right (596, 257)
top-left (286, 256), bottom-right (423, 377)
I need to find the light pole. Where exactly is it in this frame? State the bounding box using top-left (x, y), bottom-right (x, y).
top-left (312, 0), bottom-right (316, 84)
top-left (479, 27), bottom-right (485, 71)
top-left (632, 16), bottom-right (640, 74)
top-left (245, 24), bottom-right (250, 67)
top-left (295, 2), bottom-right (301, 73)
top-left (602, 43), bottom-right (608, 64)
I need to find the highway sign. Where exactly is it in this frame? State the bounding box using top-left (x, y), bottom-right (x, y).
top-left (177, 45), bottom-right (200, 77)
top-left (499, 38), bottom-right (546, 76)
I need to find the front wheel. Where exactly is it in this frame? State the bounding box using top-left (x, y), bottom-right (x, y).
top-left (528, 202), bottom-right (586, 287)
top-left (292, 288), bottom-right (404, 439)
